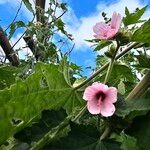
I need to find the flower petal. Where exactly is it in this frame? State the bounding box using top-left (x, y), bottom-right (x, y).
top-left (83, 85), bottom-right (99, 101)
top-left (105, 87), bottom-right (118, 103)
top-left (110, 12), bottom-right (121, 31)
top-left (93, 22), bottom-right (108, 34)
top-left (100, 101), bottom-right (115, 117)
top-left (83, 82), bottom-right (109, 101)
top-left (92, 82), bottom-right (108, 93)
top-left (106, 29), bottom-right (117, 39)
top-left (94, 34), bottom-right (108, 40)
top-left (87, 99), bottom-right (101, 115)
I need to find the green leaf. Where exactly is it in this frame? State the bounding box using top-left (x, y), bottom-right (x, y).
top-left (94, 41), bottom-right (112, 51)
top-left (112, 64), bottom-right (136, 82)
top-left (85, 39), bottom-right (101, 43)
top-left (14, 109), bottom-right (67, 143)
top-left (116, 98), bottom-right (150, 117)
top-left (112, 133), bottom-right (138, 150)
top-left (108, 63), bottom-right (136, 85)
top-left (126, 112), bottom-right (150, 150)
top-left (22, 0), bottom-right (34, 13)
top-left (10, 109), bottom-right (68, 149)
top-left (0, 62), bottom-right (84, 144)
top-left (60, 3), bottom-right (68, 11)
top-left (45, 123), bottom-right (121, 149)
top-left (96, 55), bottom-right (108, 67)
top-left (120, 133), bottom-right (138, 150)
top-left (56, 19), bottom-right (65, 31)
top-left (123, 6), bottom-right (147, 26)
top-left (118, 81), bottom-right (125, 95)
top-left (132, 20), bottom-right (150, 43)
top-left (135, 55), bottom-right (150, 69)
top-left (0, 65), bottom-right (20, 90)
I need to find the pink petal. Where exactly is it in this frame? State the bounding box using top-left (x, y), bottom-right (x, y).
top-left (93, 22), bottom-right (110, 35)
top-left (106, 28), bottom-right (117, 39)
top-left (94, 34), bottom-right (108, 40)
top-left (83, 82), bottom-right (108, 101)
top-left (110, 12), bottom-right (121, 31)
top-left (91, 82), bottom-right (108, 92)
top-left (105, 87), bottom-right (118, 103)
top-left (83, 85), bottom-right (99, 101)
top-left (110, 12), bottom-right (118, 28)
top-left (87, 99), bottom-right (101, 115)
top-left (100, 101), bottom-right (115, 117)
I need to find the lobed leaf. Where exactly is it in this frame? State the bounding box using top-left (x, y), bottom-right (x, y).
top-left (132, 20), bottom-right (150, 43)
top-left (123, 6), bottom-right (147, 26)
top-left (0, 62), bottom-right (84, 144)
top-left (94, 41), bottom-right (112, 51)
top-left (116, 98), bottom-right (150, 117)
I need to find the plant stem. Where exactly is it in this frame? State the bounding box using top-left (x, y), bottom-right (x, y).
top-left (100, 126), bottom-right (111, 141)
top-left (74, 42), bottom-right (139, 90)
top-left (72, 105), bottom-right (87, 122)
top-left (30, 116), bottom-right (71, 150)
top-left (126, 70), bottom-right (150, 100)
top-left (104, 41), bottom-right (120, 83)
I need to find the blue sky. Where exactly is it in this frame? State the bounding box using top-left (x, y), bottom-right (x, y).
top-left (0, 0), bottom-right (150, 76)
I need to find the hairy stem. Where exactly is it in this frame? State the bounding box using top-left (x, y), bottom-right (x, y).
top-left (100, 126), bottom-right (111, 141)
top-left (30, 116), bottom-right (71, 150)
top-left (126, 70), bottom-right (150, 100)
top-left (74, 42), bottom-right (138, 90)
top-left (72, 105), bottom-right (87, 121)
top-left (104, 41), bottom-right (120, 84)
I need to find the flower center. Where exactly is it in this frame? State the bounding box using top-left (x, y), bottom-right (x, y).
top-left (95, 91), bottom-right (106, 101)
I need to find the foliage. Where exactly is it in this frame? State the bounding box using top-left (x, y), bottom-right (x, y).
top-left (123, 6), bottom-right (147, 26)
top-left (132, 19), bottom-right (150, 43)
top-left (45, 123), bottom-right (121, 150)
top-left (22, 0), bottom-right (34, 13)
top-left (0, 62), bottom-right (84, 144)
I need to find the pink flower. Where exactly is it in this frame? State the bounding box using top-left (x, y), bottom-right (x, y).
top-left (83, 82), bottom-right (117, 117)
top-left (93, 12), bottom-right (121, 40)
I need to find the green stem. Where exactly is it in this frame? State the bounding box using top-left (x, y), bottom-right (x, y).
top-left (30, 116), bottom-right (71, 150)
top-left (72, 105), bottom-right (87, 122)
top-left (104, 41), bottom-right (120, 84)
top-left (100, 126), bottom-right (111, 141)
top-left (74, 42), bottom-right (139, 90)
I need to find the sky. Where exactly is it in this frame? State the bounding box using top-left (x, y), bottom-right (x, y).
top-left (0, 0), bottom-right (150, 76)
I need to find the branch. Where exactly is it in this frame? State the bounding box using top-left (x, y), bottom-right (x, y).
top-left (0, 27), bottom-right (19, 66)
top-left (23, 35), bottom-right (35, 53)
top-left (126, 70), bottom-right (150, 100)
top-left (100, 126), bottom-right (111, 141)
top-left (30, 116), bottom-right (71, 150)
top-left (36, 0), bottom-right (46, 23)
